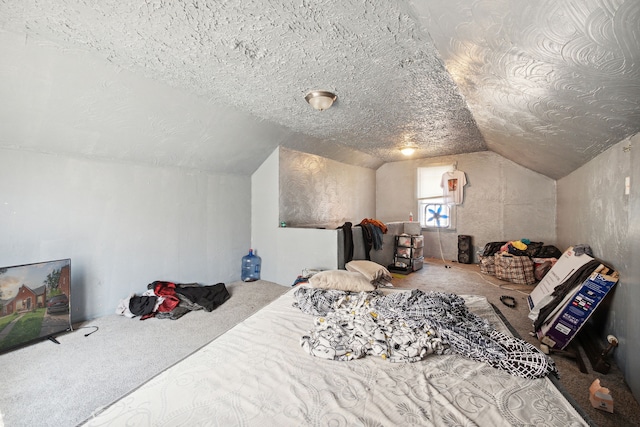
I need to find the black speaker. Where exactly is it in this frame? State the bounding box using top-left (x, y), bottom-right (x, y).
top-left (458, 235), bottom-right (472, 264)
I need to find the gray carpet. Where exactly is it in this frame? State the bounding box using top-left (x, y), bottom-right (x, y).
top-left (1, 262), bottom-right (638, 427)
top-left (391, 258), bottom-right (640, 427)
top-left (0, 280), bottom-right (289, 427)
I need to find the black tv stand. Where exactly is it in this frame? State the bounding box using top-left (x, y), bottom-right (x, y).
top-left (48, 336), bottom-right (61, 345)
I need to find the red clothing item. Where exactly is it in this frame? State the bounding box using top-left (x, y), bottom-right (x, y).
top-left (152, 281), bottom-right (180, 312)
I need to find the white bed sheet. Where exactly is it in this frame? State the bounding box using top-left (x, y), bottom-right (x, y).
top-left (81, 287), bottom-right (588, 426)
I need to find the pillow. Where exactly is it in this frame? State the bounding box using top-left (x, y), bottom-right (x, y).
top-left (308, 270), bottom-right (375, 292)
top-left (345, 260), bottom-right (393, 288)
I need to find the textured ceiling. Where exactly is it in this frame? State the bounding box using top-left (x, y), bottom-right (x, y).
top-left (418, 0), bottom-right (640, 178)
top-left (1, 0), bottom-right (639, 179)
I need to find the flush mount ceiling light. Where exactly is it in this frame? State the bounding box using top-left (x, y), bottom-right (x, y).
top-left (400, 145), bottom-right (417, 156)
top-left (305, 90), bottom-right (337, 111)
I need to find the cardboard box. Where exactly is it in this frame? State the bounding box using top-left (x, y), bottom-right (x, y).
top-left (537, 267), bottom-right (618, 350)
top-left (589, 379), bottom-right (614, 413)
top-left (528, 246), bottom-right (594, 310)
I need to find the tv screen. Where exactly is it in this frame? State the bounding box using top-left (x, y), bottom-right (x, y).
top-left (0, 258), bottom-right (71, 354)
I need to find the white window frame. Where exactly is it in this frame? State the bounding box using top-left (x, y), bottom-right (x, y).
top-left (417, 164), bottom-right (456, 230)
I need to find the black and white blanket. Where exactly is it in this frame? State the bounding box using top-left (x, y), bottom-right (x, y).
top-left (294, 287), bottom-right (557, 379)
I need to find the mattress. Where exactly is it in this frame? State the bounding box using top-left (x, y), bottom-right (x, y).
top-left (81, 286), bottom-right (588, 426)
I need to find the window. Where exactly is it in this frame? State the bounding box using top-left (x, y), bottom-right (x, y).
top-left (417, 164), bottom-right (455, 229)
top-left (423, 203), bottom-right (451, 228)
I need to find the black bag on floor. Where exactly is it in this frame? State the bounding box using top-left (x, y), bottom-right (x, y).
top-left (481, 241), bottom-right (507, 257)
top-left (536, 245), bottom-right (562, 259)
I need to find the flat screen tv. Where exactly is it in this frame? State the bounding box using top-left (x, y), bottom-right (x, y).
top-left (0, 258), bottom-right (71, 354)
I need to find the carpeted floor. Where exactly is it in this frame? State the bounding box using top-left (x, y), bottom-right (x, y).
top-left (393, 258), bottom-right (640, 427)
top-left (0, 260), bottom-right (638, 426)
top-left (0, 279), bottom-right (290, 427)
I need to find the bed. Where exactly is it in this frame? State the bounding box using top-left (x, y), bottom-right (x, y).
top-left (81, 283), bottom-right (589, 426)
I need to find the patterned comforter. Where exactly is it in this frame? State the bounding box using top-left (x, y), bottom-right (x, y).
top-left (294, 287), bottom-right (557, 379)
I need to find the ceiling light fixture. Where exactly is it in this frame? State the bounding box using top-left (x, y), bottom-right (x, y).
top-left (400, 146), bottom-right (417, 156)
top-left (305, 90), bottom-right (337, 111)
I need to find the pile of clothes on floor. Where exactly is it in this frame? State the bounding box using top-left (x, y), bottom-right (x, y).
top-left (116, 281), bottom-right (230, 320)
top-left (479, 239), bottom-right (562, 284)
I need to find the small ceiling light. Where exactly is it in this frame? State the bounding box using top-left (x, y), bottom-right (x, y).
top-left (305, 90), bottom-right (337, 111)
top-left (400, 146), bottom-right (417, 156)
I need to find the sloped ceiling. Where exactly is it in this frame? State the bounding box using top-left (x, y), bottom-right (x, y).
top-left (0, 0), bottom-right (638, 179)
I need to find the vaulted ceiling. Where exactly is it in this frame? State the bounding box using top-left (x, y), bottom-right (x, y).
top-left (1, 0), bottom-right (638, 179)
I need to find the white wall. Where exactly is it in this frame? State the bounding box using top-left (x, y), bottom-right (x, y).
top-left (557, 138), bottom-right (631, 265)
top-left (275, 227), bottom-right (339, 284)
top-left (251, 148), bottom-right (281, 282)
top-left (0, 149), bottom-right (250, 322)
top-left (266, 149), bottom-right (556, 281)
top-left (377, 151), bottom-right (557, 262)
top-left (279, 147), bottom-right (376, 228)
top-left (253, 147), bottom-right (378, 286)
top-left (557, 134), bottom-right (639, 401)
top-left (0, 30), bottom-right (289, 177)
